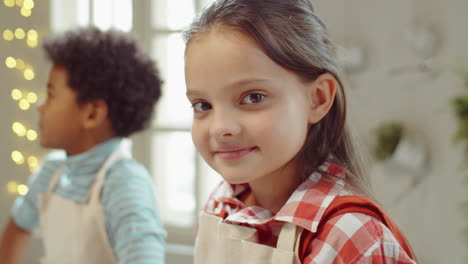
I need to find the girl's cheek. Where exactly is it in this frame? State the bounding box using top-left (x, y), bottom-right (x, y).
top-left (249, 112), bottom-right (277, 135)
top-left (191, 123), bottom-right (207, 147)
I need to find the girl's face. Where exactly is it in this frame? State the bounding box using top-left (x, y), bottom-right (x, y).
top-left (185, 27), bottom-right (315, 185)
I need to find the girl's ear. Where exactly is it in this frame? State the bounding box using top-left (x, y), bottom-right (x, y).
top-left (307, 73), bottom-right (337, 124)
top-left (81, 99), bottom-right (109, 129)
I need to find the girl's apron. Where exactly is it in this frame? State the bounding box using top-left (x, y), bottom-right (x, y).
top-left (38, 139), bottom-right (131, 264)
top-left (195, 195), bottom-right (416, 263)
top-left (195, 212), bottom-right (303, 264)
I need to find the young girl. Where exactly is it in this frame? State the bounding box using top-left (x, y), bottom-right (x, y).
top-left (184, 0), bottom-right (417, 263)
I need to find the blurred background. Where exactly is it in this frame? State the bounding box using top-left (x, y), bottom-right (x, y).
top-left (1, 0), bottom-right (467, 263)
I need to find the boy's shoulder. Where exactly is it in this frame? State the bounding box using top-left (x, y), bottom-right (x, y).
top-left (101, 158), bottom-right (157, 206)
top-left (38, 150), bottom-right (67, 175)
top-left (105, 157), bottom-right (153, 183)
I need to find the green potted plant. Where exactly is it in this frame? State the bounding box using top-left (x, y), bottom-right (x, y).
top-left (452, 96), bottom-right (468, 161)
top-left (452, 60), bottom-right (468, 167)
top-left (373, 121), bottom-right (428, 174)
top-left (453, 60), bottom-right (468, 256)
top-left (373, 122), bottom-right (404, 162)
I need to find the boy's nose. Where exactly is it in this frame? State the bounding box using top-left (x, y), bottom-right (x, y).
top-left (36, 101), bottom-right (44, 112)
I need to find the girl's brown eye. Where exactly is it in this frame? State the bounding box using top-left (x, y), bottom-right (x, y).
top-left (241, 93), bottom-right (265, 104)
top-left (192, 101), bottom-right (212, 112)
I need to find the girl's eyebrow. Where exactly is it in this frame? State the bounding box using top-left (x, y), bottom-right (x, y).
top-left (227, 77), bottom-right (271, 88)
top-left (186, 77), bottom-right (271, 98)
top-left (186, 90), bottom-right (201, 98)
top-left (186, 77), bottom-right (272, 98)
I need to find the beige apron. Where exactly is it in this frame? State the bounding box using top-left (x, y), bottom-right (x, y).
top-left (38, 139), bottom-right (131, 264)
top-left (195, 212), bottom-right (303, 264)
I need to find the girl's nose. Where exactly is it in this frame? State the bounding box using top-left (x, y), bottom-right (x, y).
top-left (209, 110), bottom-right (241, 139)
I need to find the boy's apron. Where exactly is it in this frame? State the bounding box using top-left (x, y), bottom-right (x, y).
top-left (195, 212), bottom-right (303, 264)
top-left (38, 139), bottom-right (132, 264)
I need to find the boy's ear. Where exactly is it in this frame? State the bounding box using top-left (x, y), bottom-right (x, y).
top-left (307, 73), bottom-right (337, 124)
top-left (81, 99), bottom-right (109, 129)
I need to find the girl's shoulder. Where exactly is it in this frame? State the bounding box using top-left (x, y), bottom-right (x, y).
top-left (299, 194), bottom-right (416, 263)
top-left (302, 212), bottom-right (414, 263)
top-left (314, 210), bottom-right (393, 244)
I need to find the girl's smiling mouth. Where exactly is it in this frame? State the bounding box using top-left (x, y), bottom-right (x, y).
top-left (214, 146), bottom-right (257, 160)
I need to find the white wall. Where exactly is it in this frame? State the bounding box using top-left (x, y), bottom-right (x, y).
top-left (314, 0), bottom-right (467, 263)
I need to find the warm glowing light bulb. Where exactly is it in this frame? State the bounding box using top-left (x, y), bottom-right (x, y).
top-left (26, 92), bottom-right (38, 103)
top-left (19, 99), bottom-right (30, 110)
top-left (27, 29), bottom-right (38, 40)
top-left (27, 156), bottom-right (38, 167)
top-left (17, 184), bottom-right (28, 196)
top-left (4, 0), bottom-right (15, 7)
top-left (11, 89), bottom-right (22, 100)
top-left (26, 38), bottom-right (38, 48)
top-left (6, 57), bottom-right (16, 68)
top-left (12, 122), bottom-right (27, 136)
top-left (11, 151), bottom-right (25, 164)
top-left (7, 181), bottom-right (18, 194)
top-left (26, 129), bottom-right (37, 141)
top-left (3, 29), bottom-right (14, 41)
top-left (28, 156), bottom-right (39, 173)
top-left (24, 68), bottom-right (34, 80)
top-left (15, 59), bottom-right (25, 70)
top-left (14, 28), bottom-right (25, 39)
top-left (15, 0), bottom-right (23, 7)
top-left (20, 7), bottom-right (31, 17)
top-left (23, 0), bottom-right (33, 9)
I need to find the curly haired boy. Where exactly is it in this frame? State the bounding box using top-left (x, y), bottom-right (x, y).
top-left (0, 27), bottom-right (166, 264)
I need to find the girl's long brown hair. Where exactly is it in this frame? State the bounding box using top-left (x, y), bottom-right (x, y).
top-left (184, 1), bottom-right (419, 259)
top-left (184, 0), bottom-right (373, 198)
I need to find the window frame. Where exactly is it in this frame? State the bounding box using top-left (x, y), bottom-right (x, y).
top-left (132, 0), bottom-right (216, 247)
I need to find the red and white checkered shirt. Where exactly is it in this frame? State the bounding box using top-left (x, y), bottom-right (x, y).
top-left (203, 161), bottom-right (416, 263)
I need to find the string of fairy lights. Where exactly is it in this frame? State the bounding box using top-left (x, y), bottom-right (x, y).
top-left (3, 0), bottom-right (39, 196)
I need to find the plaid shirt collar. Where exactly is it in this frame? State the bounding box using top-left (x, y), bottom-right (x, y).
top-left (205, 161), bottom-right (350, 234)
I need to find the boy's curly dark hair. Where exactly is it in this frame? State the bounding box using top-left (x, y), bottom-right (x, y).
top-left (43, 26), bottom-right (162, 137)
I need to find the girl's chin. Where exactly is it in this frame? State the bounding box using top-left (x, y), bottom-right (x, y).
top-left (220, 173), bottom-right (255, 185)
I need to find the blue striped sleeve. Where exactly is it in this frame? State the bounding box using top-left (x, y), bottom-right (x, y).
top-left (102, 159), bottom-right (167, 264)
top-left (11, 151), bottom-right (65, 231)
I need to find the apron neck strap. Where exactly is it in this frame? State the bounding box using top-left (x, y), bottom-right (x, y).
top-left (276, 222), bottom-right (300, 251)
top-left (47, 166), bottom-right (66, 193)
top-left (88, 139), bottom-right (132, 202)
